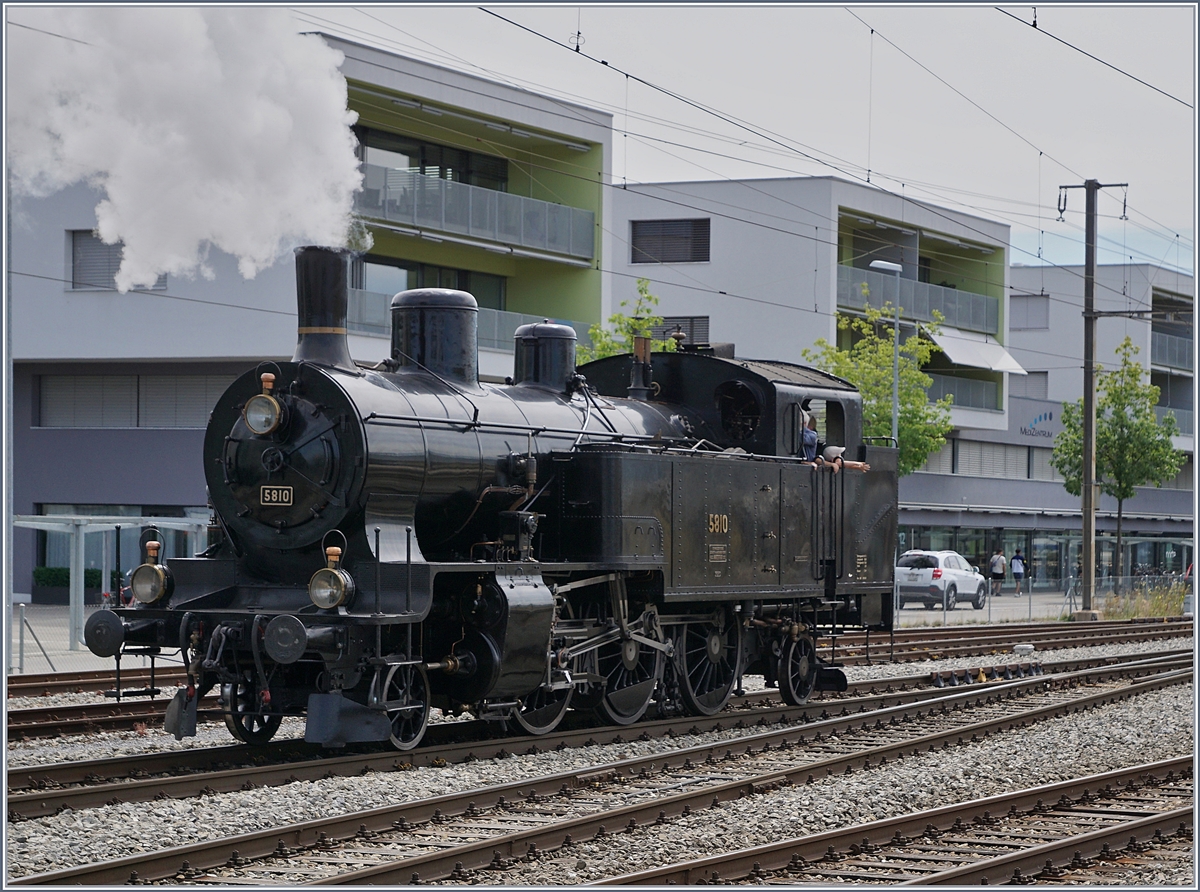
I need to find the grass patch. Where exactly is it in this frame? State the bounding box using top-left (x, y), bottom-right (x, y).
top-left (1100, 583), bottom-right (1189, 620)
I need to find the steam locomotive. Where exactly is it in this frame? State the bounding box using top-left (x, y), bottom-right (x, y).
top-left (84, 246), bottom-right (897, 749)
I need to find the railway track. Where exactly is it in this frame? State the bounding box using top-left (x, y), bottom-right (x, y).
top-left (601, 757), bottom-right (1193, 885)
top-left (5, 666), bottom-right (184, 699)
top-left (5, 619), bottom-right (1191, 740)
top-left (11, 649), bottom-right (1184, 818)
top-left (8, 652), bottom-right (1190, 885)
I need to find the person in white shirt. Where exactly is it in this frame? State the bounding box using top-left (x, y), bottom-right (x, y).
top-left (988, 549), bottom-right (1007, 597)
top-left (1010, 549), bottom-right (1026, 596)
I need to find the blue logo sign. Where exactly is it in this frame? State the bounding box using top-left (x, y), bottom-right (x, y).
top-left (1020, 410), bottom-right (1054, 438)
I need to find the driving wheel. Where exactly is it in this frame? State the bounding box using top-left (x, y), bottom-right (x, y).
top-left (382, 663), bottom-right (430, 750)
top-left (222, 670), bottom-right (282, 745)
top-left (778, 635), bottom-right (818, 706)
top-left (676, 609), bottom-right (743, 715)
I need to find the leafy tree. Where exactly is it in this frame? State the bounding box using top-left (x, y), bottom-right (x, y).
top-left (577, 278), bottom-right (678, 364)
top-left (802, 302), bottom-right (953, 476)
top-left (1050, 336), bottom-right (1186, 580)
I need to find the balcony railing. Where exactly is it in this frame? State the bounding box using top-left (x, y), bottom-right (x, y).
top-left (837, 265), bottom-right (1000, 335)
top-left (1151, 331), bottom-right (1193, 371)
top-left (356, 165), bottom-right (595, 261)
top-left (347, 289), bottom-right (592, 352)
top-left (927, 372), bottom-right (999, 410)
top-left (1156, 405), bottom-right (1193, 436)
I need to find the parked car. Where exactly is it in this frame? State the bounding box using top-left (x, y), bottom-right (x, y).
top-left (896, 550), bottom-right (988, 610)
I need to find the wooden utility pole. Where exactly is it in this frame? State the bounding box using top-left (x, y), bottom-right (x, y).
top-left (1060, 178), bottom-right (1126, 614)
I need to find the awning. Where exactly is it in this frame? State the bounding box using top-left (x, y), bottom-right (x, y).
top-left (926, 325), bottom-right (1027, 375)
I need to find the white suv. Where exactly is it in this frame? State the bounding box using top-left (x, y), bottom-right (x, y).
top-left (896, 550), bottom-right (987, 610)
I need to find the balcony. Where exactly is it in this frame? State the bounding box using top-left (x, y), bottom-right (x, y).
top-left (356, 165), bottom-right (595, 261)
top-left (1156, 405), bottom-right (1194, 436)
top-left (347, 289), bottom-right (593, 352)
top-left (927, 373), bottom-right (999, 411)
top-left (837, 265), bottom-right (1000, 335)
top-left (1151, 331), bottom-right (1193, 371)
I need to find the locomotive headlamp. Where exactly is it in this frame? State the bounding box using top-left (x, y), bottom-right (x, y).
top-left (243, 372), bottom-right (283, 436)
top-left (130, 541), bottom-right (173, 604)
top-left (309, 546), bottom-right (354, 609)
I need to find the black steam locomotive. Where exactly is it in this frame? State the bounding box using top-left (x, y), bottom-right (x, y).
top-left (85, 247), bottom-right (897, 749)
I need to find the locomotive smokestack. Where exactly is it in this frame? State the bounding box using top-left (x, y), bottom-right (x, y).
top-left (293, 246), bottom-right (355, 370)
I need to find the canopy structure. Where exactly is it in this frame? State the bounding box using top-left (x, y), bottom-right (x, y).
top-left (11, 515), bottom-right (208, 652)
top-left (925, 325), bottom-right (1027, 375)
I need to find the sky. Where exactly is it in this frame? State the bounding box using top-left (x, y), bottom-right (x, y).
top-left (289, 3), bottom-right (1196, 279)
top-left (2, 3), bottom-right (1195, 283)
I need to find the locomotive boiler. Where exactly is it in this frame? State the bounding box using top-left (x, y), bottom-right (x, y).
top-left (84, 246), bottom-right (898, 749)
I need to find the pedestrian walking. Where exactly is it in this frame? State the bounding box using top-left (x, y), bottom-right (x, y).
top-left (988, 549), bottom-right (1007, 597)
top-left (1010, 549), bottom-right (1026, 596)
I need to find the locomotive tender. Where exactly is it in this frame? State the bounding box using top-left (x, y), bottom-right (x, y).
top-left (84, 246), bottom-right (898, 749)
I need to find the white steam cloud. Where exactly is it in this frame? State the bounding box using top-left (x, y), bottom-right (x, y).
top-left (8, 7), bottom-right (367, 291)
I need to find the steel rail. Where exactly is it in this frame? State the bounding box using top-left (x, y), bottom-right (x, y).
top-left (15, 656), bottom-right (1182, 886)
top-left (904, 805), bottom-right (1195, 885)
top-left (597, 757), bottom-right (1194, 885)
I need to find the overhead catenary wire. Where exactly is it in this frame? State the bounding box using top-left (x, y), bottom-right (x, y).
top-left (994, 6), bottom-right (1193, 109)
top-left (295, 7), bottom-right (1192, 257)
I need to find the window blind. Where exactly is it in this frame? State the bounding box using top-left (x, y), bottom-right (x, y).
top-left (71, 231), bottom-right (167, 290)
top-left (631, 219), bottom-right (710, 263)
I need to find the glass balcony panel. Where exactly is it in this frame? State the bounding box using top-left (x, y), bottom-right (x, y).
top-left (927, 372), bottom-right (999, 410)
top-left (356, 164), bottom-right (594, 259)
top-left (1152, 331), bottom-right (1194, 371)
top-left (546, 204), bottom-right (571, 254)
top-left (837, 265), bottom-right (1000, 335)
top-left (497, 191), bottom-right (523, 243)
top-left (571, 208), bottom-right (593, 258)
top-left (470, 189), bottom-right (497, 241)
top-left (413, 176), bottom-right (443, 230)
top-left (1156, 405), bottom-right (1193, 435)
top-left (443, 179), bottom-right (471, 235)
top-left (522, 197), bottom-right (548, 250)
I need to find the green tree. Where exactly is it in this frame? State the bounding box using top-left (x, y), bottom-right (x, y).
top-left (1051, 336), bottom-right (1186, 581)
top-left (802, 302), bottom-right (953, 476)
top-left (577, 278), bottom-right (678, 364)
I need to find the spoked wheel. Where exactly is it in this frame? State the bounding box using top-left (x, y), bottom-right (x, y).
top-left (382, 663), bottom-right (430, 751)
top-left (778, 635), bottom-right (818, 706)
top-left (595, 630), bottom-right (662, 725)
top-left (222, 670), bottom-right (282, 745)
top-left (676, 609), bottom-right (743, 715)
top-left (513, 683), bottom-right (573, 735)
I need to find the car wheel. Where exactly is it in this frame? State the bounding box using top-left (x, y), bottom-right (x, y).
top-left (945, 586), bottom-right (957, 610)
top-left (974, 585), bottom-right (987, 609)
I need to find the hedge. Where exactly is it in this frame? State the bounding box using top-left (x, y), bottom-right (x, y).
top-left (33, 567), bottom-right (122, 589)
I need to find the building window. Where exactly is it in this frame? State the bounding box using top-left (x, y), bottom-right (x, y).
top-left (1010, 371), bottom-right (1048, 400)
top-left (1010, 294), bottom-right (1049, 329)
top-left (651, 316), bottom-right (710, 346)
top-left (956, 440), bottom-right (1028, 478)
top-left (916, 441), bottom-right (954, 474)
top-left (70, 231), bottom-right (167, 291)
top-left (1029, 446), bottom-right (1062, 481)
top-left (355, 126), bottom-right (508, 191)
top-left (631, 219), bottom-right (710, 263)
top-left (38, 375), bottom-right (234, 428)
